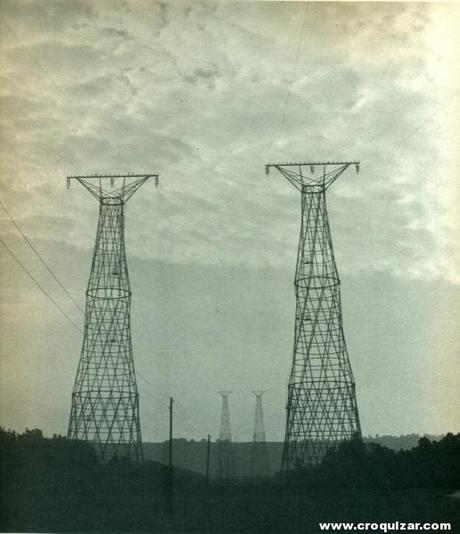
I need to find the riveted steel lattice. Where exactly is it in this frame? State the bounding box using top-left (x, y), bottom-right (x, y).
top-left (266, 162), bottom-right (362, 472)
top-left (217, 391), bottom-right (235, 480)
top-left (250, 391), bottom-right (270, 478)
top-left (67, 174), bottom-right (158, 462)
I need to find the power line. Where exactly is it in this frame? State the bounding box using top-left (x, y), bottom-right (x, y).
top-left (138, 375), bottom-right (205, 438)
top-left (143, 365), bottom-right (218, 433)
top-left (0, 236), bottom-right (83, 334)
top-left (0, 16), bottom-right (79, 171)
top-left (139, 395), bottom-right (202, 441)
top-left (138, 375), bottom-right (169, 408)
top-left (395, 89), bottom-right (460, 143)
top-left (0, 199), bottom-right (84, 314)
top-left (366, 88), bottom-right (460, 146)
top-left (378, 6), bottom-right (425, 80)
top-left (275, 3), bottom-right (452, 150)
top-left (278, 2), bottom-right (308, 138)
top-left (139, 353), bottom-right (218, 413)
top-left (138, 373), bottom-right (206, 437)
top-left (356, 5), bottom-right (458, 146)
top-left (0, 12), bottom-right (134, 171)
top-left (173, 398), bottom-right (207, 438)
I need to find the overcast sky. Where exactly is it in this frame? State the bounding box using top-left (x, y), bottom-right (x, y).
top-left (0, 1), bottom-right (459, 443)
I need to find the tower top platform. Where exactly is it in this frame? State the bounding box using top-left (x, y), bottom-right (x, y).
top-left (265, 161), bottom-right (359, 192)
top-left (67, 173), bottom-right (159, 203)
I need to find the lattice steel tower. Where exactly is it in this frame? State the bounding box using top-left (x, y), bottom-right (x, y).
top-left (265, 162), bottom-right (361, 472)
top-left (250, 391), bottom-right (270, 478)
top-left (67, 173), bottom-right (159, 462)
top-left (217, 391), bottom-right (235, 480)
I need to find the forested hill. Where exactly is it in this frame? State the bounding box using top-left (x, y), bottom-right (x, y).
top-left (143, 434), bottom-right (445, 478)
top-left (1, 428), bottom-right (459, 533)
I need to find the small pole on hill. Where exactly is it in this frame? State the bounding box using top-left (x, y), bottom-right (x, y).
top-left (206, 434), bottom-right (211, 485)
top-left (166, 396), bottom-right (174, 515)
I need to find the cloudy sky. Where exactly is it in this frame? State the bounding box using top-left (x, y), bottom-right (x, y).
top-left (0, 1), bottom-right (459, 443)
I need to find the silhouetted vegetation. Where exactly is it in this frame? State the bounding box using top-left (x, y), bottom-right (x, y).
top-left (365, 433), bottom-right (445, 451)
top-left (288, 433), bottom-right (460, 492)
top-left (1, 428), bottom-right (459, 532)
top-left (143, 434), bottom-right (447, 479)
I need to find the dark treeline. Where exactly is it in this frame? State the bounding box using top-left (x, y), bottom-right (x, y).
top-left (365, 433), bottom-right (445, 451)
top-left (143, 434), bottom-right (446, 478)
top-left (289, 434), bottom-right (460, 491)
top-left (1, 428), bottom-right (459, 532)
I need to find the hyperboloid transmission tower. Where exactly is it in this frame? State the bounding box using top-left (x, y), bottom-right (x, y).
top-left (217, 391), bottom-right (235, 480)
top-left (250, 391), bottom-right (270, 478)
top-left (67, 173), bottom-right (159, 463)
top-left (265, 162), bottom-right (362, 473)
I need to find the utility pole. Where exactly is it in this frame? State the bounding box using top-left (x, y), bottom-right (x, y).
top-left (167, 396), bottom-right (174, 516)
top-left (206, 434), bottom-right (211, 485)
top-left (66, 173), bottom-right (159, 462)
top-left (266, 162), bottom-right (362, 474)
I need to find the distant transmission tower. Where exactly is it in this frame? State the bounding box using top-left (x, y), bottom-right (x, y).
top-left (217, 391), bottom-right (235, 480)
top-left (250, 391), bottom-right (270, 478)
top-left (265, 162), bottom-right (362, 472)
top-left (67, 173), bottom-right (159, 462)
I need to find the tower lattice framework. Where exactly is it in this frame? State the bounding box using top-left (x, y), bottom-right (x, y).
top-left (67, 173), bottom-right (158, 462)
top-left (217, 391), bottom-right (235, 480)
top-left (266, 162), bottom-right (362, 472)
top-left (250, 391), bottom-right (270, 478)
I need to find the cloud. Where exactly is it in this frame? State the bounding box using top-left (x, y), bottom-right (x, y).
top-left (0, 1), bottom-right (459, 284)
top-left (1, 2), bottom-right (459, 440)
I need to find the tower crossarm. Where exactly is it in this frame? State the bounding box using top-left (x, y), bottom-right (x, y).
top-left (67, 173), bottom-right (159, 203)
top-left (218, 390), bottom-right (233, 398)
top-left (265, 161), bottom-right (359, 191)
